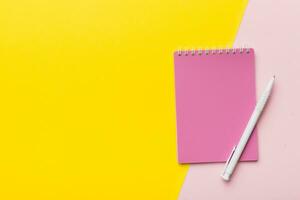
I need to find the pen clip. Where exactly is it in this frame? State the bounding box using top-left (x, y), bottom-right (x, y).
top-left (222, 145), bottom-right (237, 174)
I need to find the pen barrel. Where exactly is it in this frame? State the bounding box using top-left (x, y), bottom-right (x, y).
top-left (226, 107), bottom-right (262, 174)
top-left (223, 77), bottom-right (274, 180)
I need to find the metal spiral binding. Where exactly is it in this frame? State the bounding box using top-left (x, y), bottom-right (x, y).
top-left (176, 47), bottom-right (251, 56)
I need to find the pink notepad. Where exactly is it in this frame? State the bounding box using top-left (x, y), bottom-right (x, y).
top-left (174, 48), bottom-right (258, 164)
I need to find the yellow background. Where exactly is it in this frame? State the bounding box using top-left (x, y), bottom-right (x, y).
top-left (0, 0), bottom-right (247, 199)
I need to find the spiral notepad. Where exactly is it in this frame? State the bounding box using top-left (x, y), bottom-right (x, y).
top-left (174, 48), bottom-right (258, 164)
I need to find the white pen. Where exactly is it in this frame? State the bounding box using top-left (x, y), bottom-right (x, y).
top-left (221, 76), bottom-right (275, 181)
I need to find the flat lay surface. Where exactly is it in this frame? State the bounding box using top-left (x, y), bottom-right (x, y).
top-left (3, 0), bottom-right (298, 199)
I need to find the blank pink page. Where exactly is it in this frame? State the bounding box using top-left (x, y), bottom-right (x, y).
top-left (174, 49), bottom-right (258, 163)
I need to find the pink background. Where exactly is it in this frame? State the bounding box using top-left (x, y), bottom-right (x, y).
top-left (179, 0), bottom-right (300, 199)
